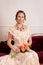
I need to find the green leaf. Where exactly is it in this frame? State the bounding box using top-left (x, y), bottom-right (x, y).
top-left (11, 53), bottom-right (18, 58)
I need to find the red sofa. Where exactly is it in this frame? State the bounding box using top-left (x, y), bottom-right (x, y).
top-left (0, 35), bottom-right (43, 64)
top-left (31, 35), bottom-right (43, 64)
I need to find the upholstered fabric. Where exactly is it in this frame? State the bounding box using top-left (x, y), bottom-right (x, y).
top-left (31, 35), bottom-right (43, 63)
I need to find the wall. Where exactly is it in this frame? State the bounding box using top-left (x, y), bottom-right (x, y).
top-left (0, 0), bottom-right (43, 41)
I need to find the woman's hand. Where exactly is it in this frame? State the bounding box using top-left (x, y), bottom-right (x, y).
top-left (12, 46), bottom-right (20, 53)
top-left (14, 48), bottom-right (20, 53)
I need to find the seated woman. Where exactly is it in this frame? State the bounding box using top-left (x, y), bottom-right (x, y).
top-left (0, 10), bottom-right (40, 65)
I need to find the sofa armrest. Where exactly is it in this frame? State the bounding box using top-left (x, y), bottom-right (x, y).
top-left (31, 35), bottom-right (43, 52)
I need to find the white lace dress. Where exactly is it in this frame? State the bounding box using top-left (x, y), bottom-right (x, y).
top-left (0, 26), bottom-right (40, 65)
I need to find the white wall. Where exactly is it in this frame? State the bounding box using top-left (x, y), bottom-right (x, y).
top-left (0, 0), bottom-right (43, 41)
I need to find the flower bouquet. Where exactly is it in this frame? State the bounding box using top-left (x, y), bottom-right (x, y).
top-left (11, 43), bottom-right (30, 58)
top-left (19, 43), bottom-right (30, 53)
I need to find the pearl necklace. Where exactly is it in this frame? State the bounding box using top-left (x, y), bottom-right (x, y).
top-left (16, 25), bottom-right (24, 31)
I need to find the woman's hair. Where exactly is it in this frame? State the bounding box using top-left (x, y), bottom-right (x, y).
top-left (15, 10), bottom-right (26, 20)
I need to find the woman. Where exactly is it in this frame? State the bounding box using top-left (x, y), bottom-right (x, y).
top-left (0, 10), bottom-right (40, 65)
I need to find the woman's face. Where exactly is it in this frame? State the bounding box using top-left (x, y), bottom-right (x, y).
top-left (16, 13), bottom-right (25, 24)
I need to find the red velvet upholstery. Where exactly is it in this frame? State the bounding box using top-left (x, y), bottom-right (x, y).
top-left (31, 35), bottom-right (43, 63)
top-left (0, 53), bottom-right (6, 56)
top-left (0, 41), bottom-right (10, 55)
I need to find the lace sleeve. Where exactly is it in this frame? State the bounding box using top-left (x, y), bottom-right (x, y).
top-left (8, 27), bottom-right (20, 39)
top-left (8, 27), bottom-right (16, 38)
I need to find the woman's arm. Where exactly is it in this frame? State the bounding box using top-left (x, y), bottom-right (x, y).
top-left (7, 32), bottom-right (15, 51)
top-left (27, 36), bottom-right (32, 46)
top-left (7, 32), bottom-right (20, 52)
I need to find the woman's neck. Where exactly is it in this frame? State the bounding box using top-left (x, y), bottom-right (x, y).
top-left (15, 23), bottom-right (24, 31)
top-left (16, 23), bottom-right (23, 28)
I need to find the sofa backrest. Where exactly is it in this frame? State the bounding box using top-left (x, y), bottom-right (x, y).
top-left (31, 36), bottom-right (43, 52)
top-left (0, 36), bottom-right (43, 54)
top-left (0, 41), bottom-right (11, 54)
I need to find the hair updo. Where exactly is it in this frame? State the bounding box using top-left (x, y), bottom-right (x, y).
top-left (15, 10), bottom-right (26, 20)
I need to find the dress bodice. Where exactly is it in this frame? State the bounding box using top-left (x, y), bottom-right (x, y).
top-left (9, 25), bottom-right (30, 47)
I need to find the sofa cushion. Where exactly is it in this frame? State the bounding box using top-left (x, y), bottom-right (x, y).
top-left (0, 53), bottom-right (7, 56)
top-left (38, 51), bottom-right (43, 63)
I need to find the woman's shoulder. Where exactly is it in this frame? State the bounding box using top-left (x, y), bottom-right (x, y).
top-left (24, 25), bottom-right (30, 30)
top-left (9, 25), bottom-right (16, 30)
top-left (8, 25), bottom-right (16, 36)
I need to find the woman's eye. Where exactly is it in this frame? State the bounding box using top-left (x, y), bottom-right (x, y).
top-left (18, 16), bottom-right (24, 18)
top-left (18, 16), bottom-right (20, 17)
top-left (22, 16), bottom-right (24, 18)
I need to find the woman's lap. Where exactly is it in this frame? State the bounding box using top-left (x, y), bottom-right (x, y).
top-left (0, 49), bottom-right (40, 65)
